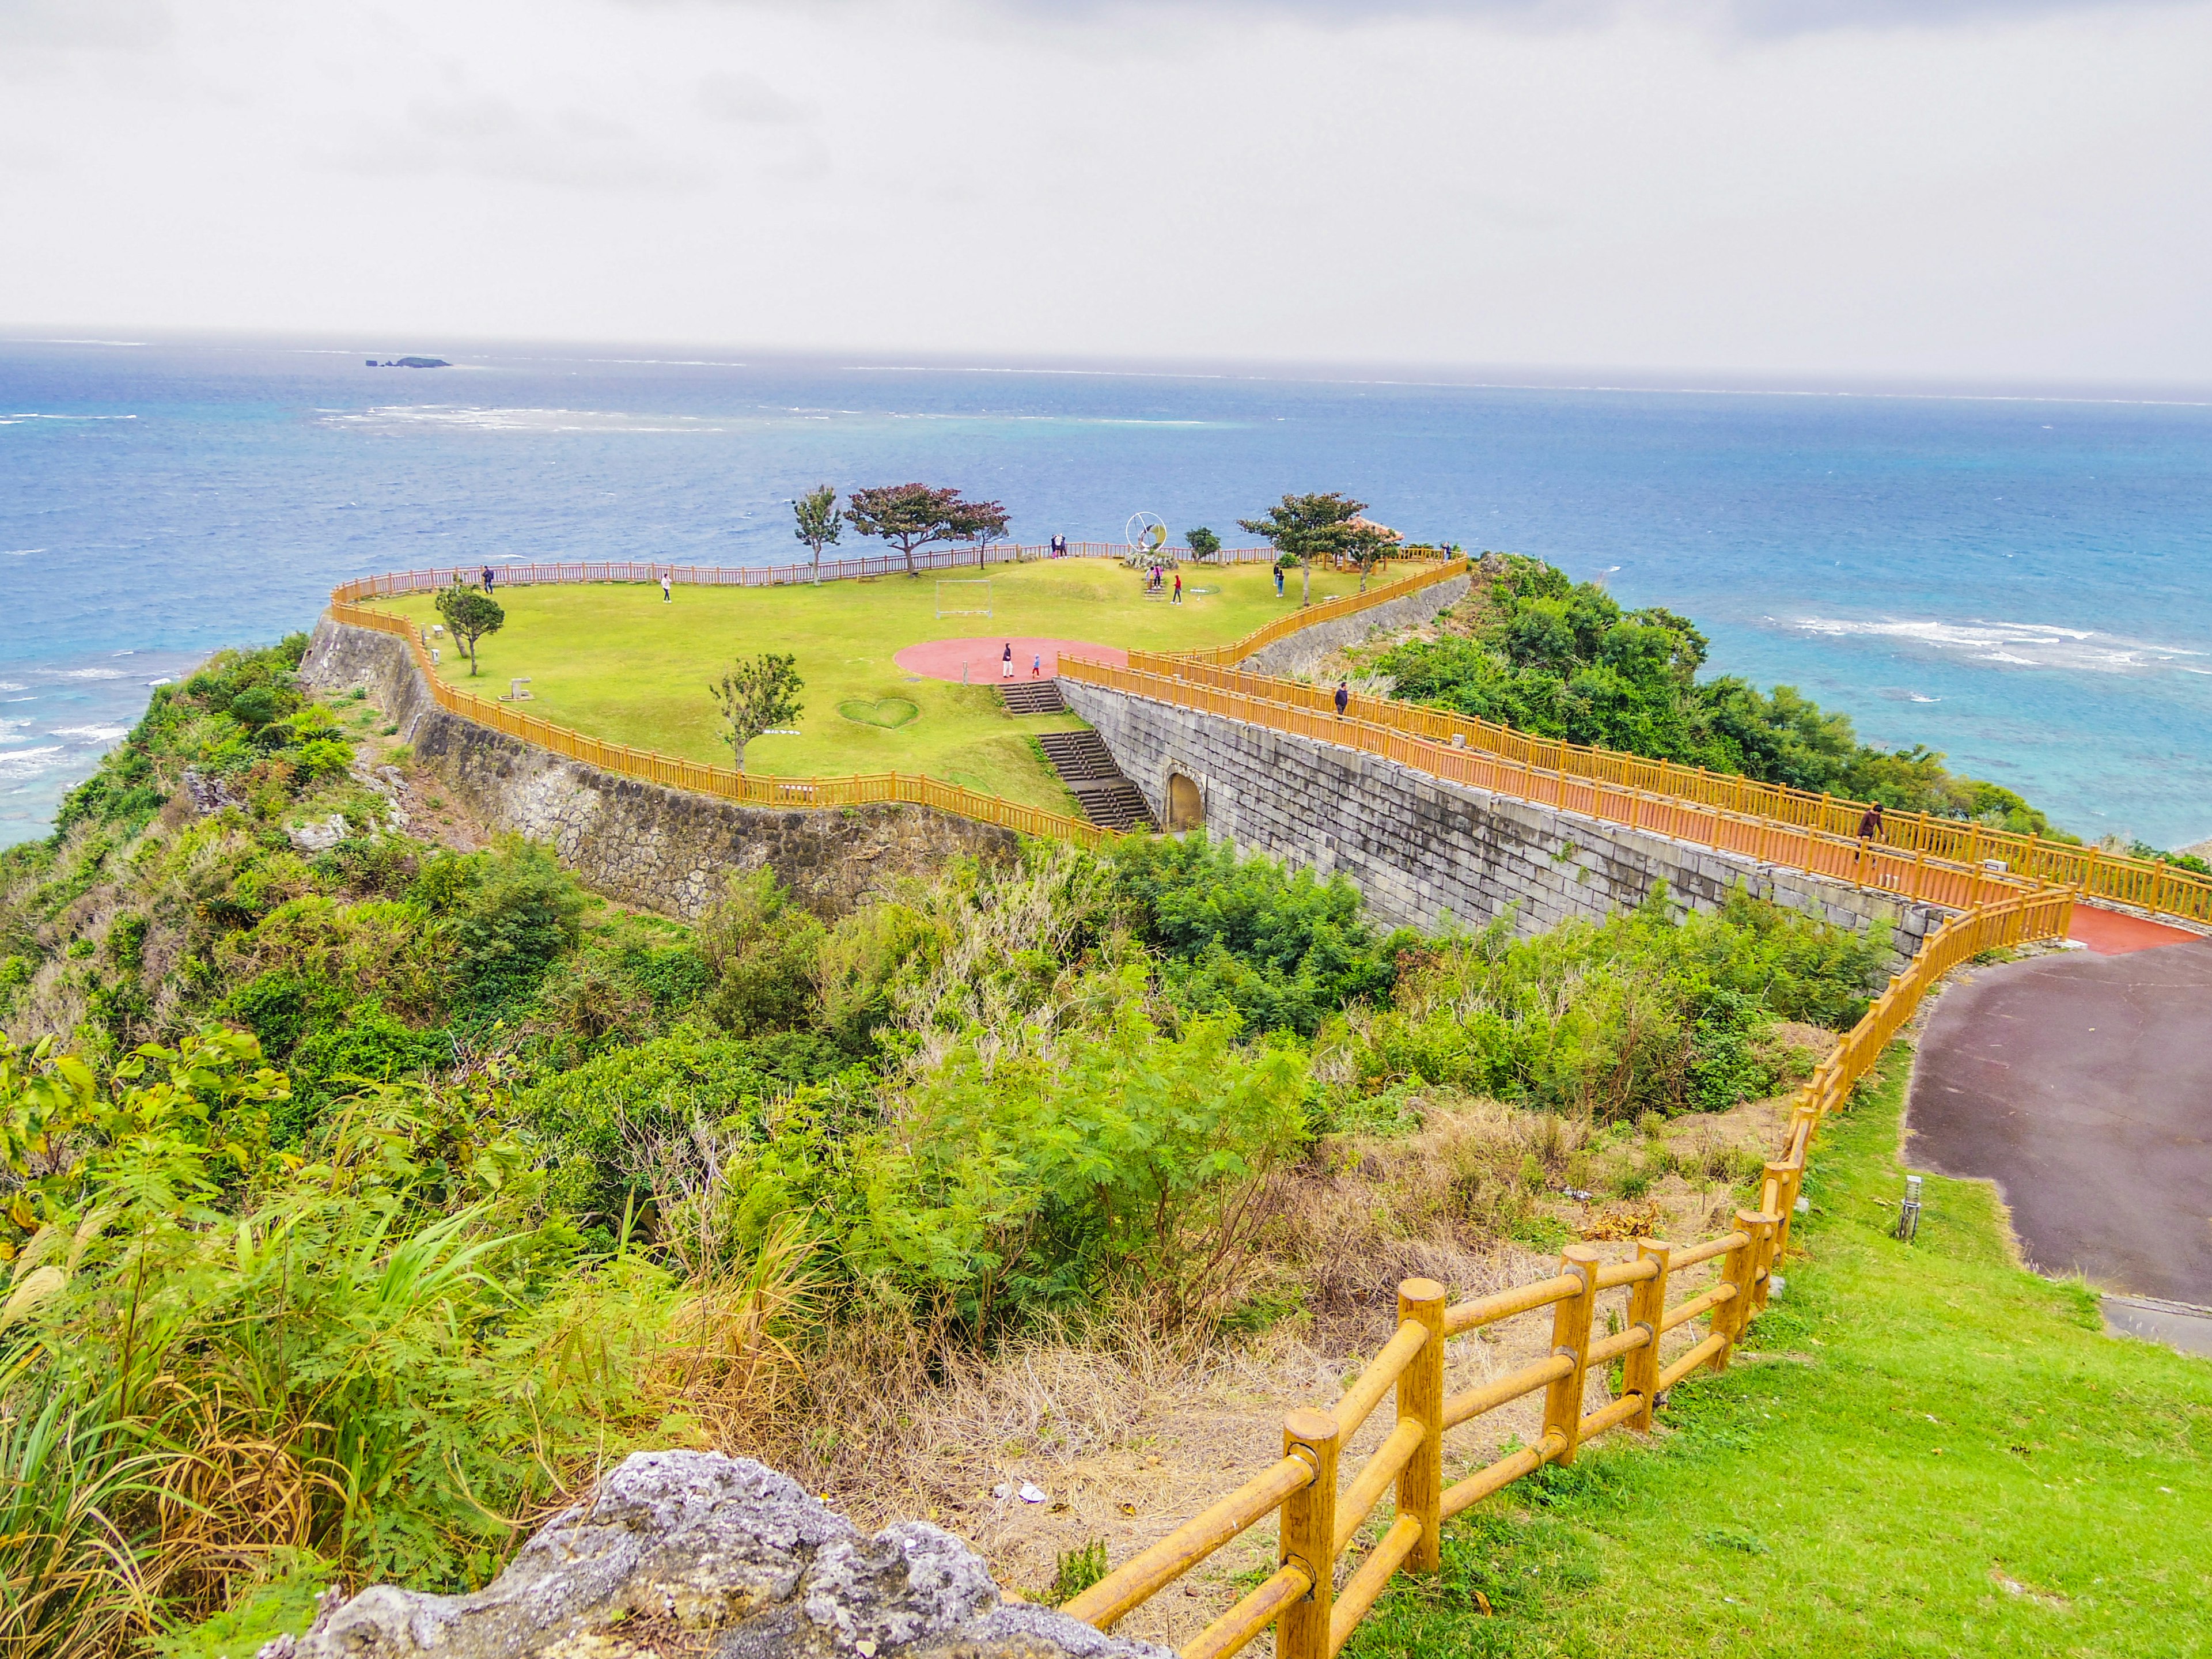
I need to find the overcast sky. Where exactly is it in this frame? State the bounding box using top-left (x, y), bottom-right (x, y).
top-left (4, 0), bottom-right (2209, 383)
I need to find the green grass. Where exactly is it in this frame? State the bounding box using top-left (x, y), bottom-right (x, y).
top-left (384, 560), bottom-right (1374, 812)
top-left (1342, 1042), bottom-right (2212, 1658)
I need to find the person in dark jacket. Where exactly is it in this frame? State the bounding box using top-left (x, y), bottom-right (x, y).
top-left (1856, 801), bottom-right (1885, 861)
top-left (1334, 680), bottom-right (1350, 718)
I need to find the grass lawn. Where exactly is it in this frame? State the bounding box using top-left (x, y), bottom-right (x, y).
top-left (379, 559), bottom-right (1384, 812)
top-left (1341, 1042), bottom-right (2212, 1659)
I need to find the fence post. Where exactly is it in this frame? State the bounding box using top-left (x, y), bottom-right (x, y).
top-left (1714, 1211), bottom-right (1769, 1371)
top-left (1277, 1408), bottom-right (1339, 1659)
top-left (1396, 1278), bottom-right (1447, 1574)
top-left (1625, 1240), bottom-right (1672, 1430)
top-left (1543, 1245), bottom-right (1602, 1463)
top-left (1756, 1164), bottom-right (1799, 1309)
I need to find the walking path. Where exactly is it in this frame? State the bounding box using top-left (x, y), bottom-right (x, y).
top-left (1907, 908), bottom-right (2212, 1308)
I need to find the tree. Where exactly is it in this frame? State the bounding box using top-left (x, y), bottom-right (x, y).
top-left (1237, 491), bottom-right (1366, 606)
top-left (709, 652), bottom-right (804, 771)
top-left (1185, 527), bottom-right (1222, 563)
top-left (1342, 518), bottom-right (1400, 593)
top-left (844, 483), bottom-right (1010, 577)
top-left (793, 485), bottom-right (841, 584)
top-left (435, 581), bottom-right (505, 676)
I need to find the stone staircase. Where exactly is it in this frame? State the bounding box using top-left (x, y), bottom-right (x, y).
top-left (999, 679), bottom-right (1067, 715)
top-left (1035, 729), bottom-right (1156, 832)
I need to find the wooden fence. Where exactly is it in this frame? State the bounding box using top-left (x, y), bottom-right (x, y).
top-left (1120, 654), bottom-right (2212, 928)
top-left (1160, 559), bottom-right (1472, 668)
top-left (1060, 884), bottom-right (2075, 1658)
top-left (323, 554), bottom-right (1463, 852)
top-left (329, 540), bottom-right (1277, 602)
top-left (1057, 656), bottom-right (2038, 916)
top-left (327, 599), bottom-right (1112, 848)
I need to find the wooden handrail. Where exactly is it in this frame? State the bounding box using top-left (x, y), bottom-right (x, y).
top-left (328, 597), bottom-right (1115, 850)
top-left (1442, 1354), bottom-right (1574, 1431)
top-left (1063, 886), bottom-right (2074, 1656)
top-left (1329, 1320), bottom-right (1431, 1441)
top-left (1122, 652), bottom-right (2212, 928)
top-left (1067, 657), bottom-right (2044, 911)
top-left (1059, 1455), bottom-right (1316, 1631)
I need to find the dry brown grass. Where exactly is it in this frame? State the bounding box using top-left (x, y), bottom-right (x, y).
top-left (647, 1084), bottom-right (1793, 1649)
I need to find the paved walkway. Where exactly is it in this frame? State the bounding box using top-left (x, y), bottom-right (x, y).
top-left (1907, 912), bottom-right (2212, 1305)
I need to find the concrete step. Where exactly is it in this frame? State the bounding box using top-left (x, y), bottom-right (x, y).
top-left (1000, 679), bottom-right (1066, 715)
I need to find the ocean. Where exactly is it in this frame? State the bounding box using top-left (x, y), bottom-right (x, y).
top-left (4, 336), bottom-right (2209, 850)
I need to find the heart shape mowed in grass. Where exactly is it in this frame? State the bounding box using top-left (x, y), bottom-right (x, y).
top-left (839, 696), bottom-right (921, 729)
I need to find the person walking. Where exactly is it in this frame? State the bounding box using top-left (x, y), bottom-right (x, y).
top-left (1031, 652), bottom-right (1043, 678)
top-left (482, 563), bottom-right (496, 594)
top-left (660, 572), bottom-right (672, 603)
top-left (1002, 642), bottom-right (1014, 680)
top-left (1172, 571), bottom-right (1183, 604)
top-left (1274, 564), bottom-right (1285, 598)
top-left (1856, 801), bottom-right (1885, 858)
top-left (1334, 680), bottom-right (1350, 718)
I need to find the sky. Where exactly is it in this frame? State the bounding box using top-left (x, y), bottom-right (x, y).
top-left (3, 0), bottom-right (2210, 384)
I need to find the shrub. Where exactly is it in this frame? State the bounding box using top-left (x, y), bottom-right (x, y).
top-left (1111, 835), bottom-right (1411, 1035)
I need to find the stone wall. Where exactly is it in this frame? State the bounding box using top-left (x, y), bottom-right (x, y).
top-left (1241, 571), bottom-right (1473, 678)
top-left (300, 620), bottom-right (1020, 919)
top-left (1060, 679), bottom-right (1946, 966)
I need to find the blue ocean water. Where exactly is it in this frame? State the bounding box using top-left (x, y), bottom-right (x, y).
top-left (5, 336), bottom-right (2209, 850)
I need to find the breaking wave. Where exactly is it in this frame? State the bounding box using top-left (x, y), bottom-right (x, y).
top-left (1793, 616), bottom-right (2203, 674)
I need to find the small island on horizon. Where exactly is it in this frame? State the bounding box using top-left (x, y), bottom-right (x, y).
top-left (365, 355), bottom-right (450, 368)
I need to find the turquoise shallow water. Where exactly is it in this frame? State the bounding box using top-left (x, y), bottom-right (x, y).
top-left (3, 336), bottom-right (2208, 849)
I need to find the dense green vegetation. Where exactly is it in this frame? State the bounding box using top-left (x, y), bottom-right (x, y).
top-left (1342, 1046), bottom-right (2212, 1659)
top-left (0, 638), bottom-right (1911, 1656)
top-left (1368, 556), bottom-right (2064, 835)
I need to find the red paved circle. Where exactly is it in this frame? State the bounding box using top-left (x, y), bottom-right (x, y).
top-left (893, 637), bottom-right (1127, 684)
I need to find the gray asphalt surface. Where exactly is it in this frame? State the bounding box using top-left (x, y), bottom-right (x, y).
top-left (1907, 940), bottom-right (2212, 1305)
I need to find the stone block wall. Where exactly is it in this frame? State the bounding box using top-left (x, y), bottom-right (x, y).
top-left (1241, 572), bottom-right (1472, 679)
top-left (1061, 679), bottom-right (1945, 967)
top-left (301, 620), bottom-right (1019, 918)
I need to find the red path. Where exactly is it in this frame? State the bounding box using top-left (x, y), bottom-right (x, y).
top-left (2066, 903), bottom-right (2205, 955)
top-left (892, 637), bottom-right (1126, 684)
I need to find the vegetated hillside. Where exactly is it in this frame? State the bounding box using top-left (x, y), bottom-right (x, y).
top-left (1356, 555), bottom-right (2204, 870)
top-left (0, 638), bottom-right (1892, 1657)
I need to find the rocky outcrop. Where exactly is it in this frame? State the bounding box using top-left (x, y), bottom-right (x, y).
top-left (298, 619), bottom-right (1020, 919)
top-left (268, 1451), bottom-right (1165, 1659)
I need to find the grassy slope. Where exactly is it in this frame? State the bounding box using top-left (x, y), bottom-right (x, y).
top-left (1344, 1042), bottom-right (2212, 1659)
top-left (381, 560), bottom-right (1377, 811)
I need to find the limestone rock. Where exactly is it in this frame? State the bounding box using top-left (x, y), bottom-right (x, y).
top-left (287, 812), bottom-right (349, 852)
top-left (268, 1450), bottom-right (1168, 1659)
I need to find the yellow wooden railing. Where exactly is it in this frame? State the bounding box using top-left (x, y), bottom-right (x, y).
top-left (324, 555), bottom-right (1463, 854)
top-left (1119, 653), bottom-right (2212, 927)
top-left (327, 598), bottom-right (1113, 849)
top-left (1164, 558), bottom-right (1471, 667)
top-left (1058, 656), bottom-right (2040, 916)
top-left (1060, 885), bottom-right (2074, 1658)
